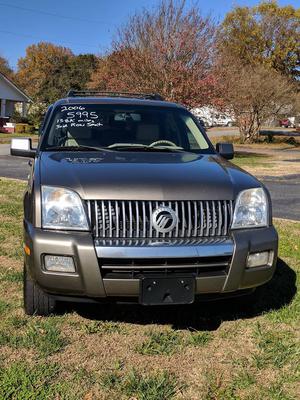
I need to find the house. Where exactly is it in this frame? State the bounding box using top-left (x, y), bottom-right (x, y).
top-left (0, 72), bottom-right (31, 123)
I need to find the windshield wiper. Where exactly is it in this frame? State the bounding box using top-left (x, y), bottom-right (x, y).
top-left (107, 143), bottom-right (185, 152)
top-left (44, 145), bottom-right (112, 152)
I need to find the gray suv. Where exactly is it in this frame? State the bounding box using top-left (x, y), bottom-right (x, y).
top-left (11, 91), bottom-right (278, 315)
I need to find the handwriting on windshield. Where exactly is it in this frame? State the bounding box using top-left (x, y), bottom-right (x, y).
top-left (56, 106), bottom-right (103, 129)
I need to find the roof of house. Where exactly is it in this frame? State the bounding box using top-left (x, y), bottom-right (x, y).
top-left (0, 72), bottom-right (31, 102)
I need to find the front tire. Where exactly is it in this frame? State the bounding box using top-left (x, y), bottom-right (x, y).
top-left (24, 265), bottom-right (56, 316)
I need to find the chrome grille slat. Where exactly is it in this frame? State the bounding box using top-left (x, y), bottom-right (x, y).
top-left (223, 201), bottom-right (228, 236)
top-left (217, 201), bottom-right (222, 236)
top-left (199, 201), bottom-right (204, 236)
top-left (212, 201), bottom-right (216, 236)
top-left (168, 201), bottom-right (172, 238)
top-left (129, 201), bottom-right (133, 238)
top-left (94, 201), bottom-right (99, 237)
top-left (115, 201), bottom-right (119, 238)
top-left (142, 201), bottom-right (146, 237)
top-left (187, 201), bottom-right (192, 237)
top-left (108, 201), bottom-right (112, 237)
top-left (205, 201), bottom-right (210, 236)
top-left (87, 200), bottom-right (233, 239)
top-left (175, 202), bottom-right (179, 237)
top-left (122, 201), bottom-right (126, 238)
top-left (181, 201), bottom-right (185, 238)
top-left (149, 201), bottom-right (153, 238)
top-left (101, 201), bottom-right (106, 238)
top-left (135, 201), bottom-right (139, 237)
top-left (193, 201), bottom-right (197, 237)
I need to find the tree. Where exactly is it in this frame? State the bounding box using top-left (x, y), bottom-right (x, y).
top-left (90, 0), bottom-right (217, 108)
top-left (16, 43), bottom-right (97, 102)
top-left (16, 42), bottom-right (97, 124)
top-left (68, 54), bottom-right (97, 91)
top-left (218, 1), bottom-right (300, 79)
top-left (0, 56), bottom-right (13, 78)
top-left (16, 42), bottom-right (73, 104)
top-left (216, 60), bottom-right (296, 143)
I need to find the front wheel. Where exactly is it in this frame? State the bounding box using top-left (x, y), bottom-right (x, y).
top-left (23, 265), bottom-right (56, 316)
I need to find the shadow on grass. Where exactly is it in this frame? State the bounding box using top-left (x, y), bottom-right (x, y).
top-left (67, 258), bottom-right (296, 331)
top-left (233, 151), bottom-right (273, 162)
top-left (234, 151), bottom-right (268, 158)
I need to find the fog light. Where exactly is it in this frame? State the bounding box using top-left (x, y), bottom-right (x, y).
top-left (44, 255), bottom-right (75, 273)
top-left (247, 251), bottom-right (273, 268)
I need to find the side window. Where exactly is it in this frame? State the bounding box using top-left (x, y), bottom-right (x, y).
top-left (180, 114), bottom-right (209, 150)
top-left (187, 131), bottom-right (198, 149)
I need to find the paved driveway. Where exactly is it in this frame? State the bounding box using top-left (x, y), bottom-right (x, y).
top-left (263, 175), bottom-right (300, 221)
top-left (0, 144), bottom-right (31, 180)
top-left (0, 144), bottom-right (299, 221)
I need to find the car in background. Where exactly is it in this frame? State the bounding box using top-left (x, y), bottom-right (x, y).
top-left (279, 118), bottom-right (295, 128)
top-left (191, 106), bottom-right (235, 128)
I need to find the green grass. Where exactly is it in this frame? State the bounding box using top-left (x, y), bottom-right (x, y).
top-left (232, 152), bottom-right (273, 169)
top-left (101, 369), bottom-right (182, 400)
top-left (0, 270), bottom-right (23, 283)
top-left (187, 330), bottom-right (213, 347)
top-left (0, 178), bottom-right (299, 399)
top-left (136, 330), bottom-right (183, 355)
top-left (82, 320), bottom-right (126, 335)
top-left (252, 323), bottom-right (298, 369)
top-left (0, 300), bottom-right (10, 315)
top-left (0, 362), bottom-right (61, 400)
top-left (0, 318), bottom-right (67, 357)
top-left (0, 132), bottom-right (38, 138)
top-left (0, 362), bottom-right (92, 400)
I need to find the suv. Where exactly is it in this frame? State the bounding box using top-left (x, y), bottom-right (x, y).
top-left (11, 91), bottom-right (278, 315)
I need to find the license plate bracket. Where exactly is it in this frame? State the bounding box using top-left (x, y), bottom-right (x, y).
top-left (140, 276), bottom-right (195, 305)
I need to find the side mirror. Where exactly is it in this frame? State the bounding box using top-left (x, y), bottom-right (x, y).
top-left (10, 138), bottom-right (36, 158)
top-left (216, 142), bottom-right (234, 160)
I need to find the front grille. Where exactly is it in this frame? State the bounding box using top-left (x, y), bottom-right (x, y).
top-left (100, 255), bottom-right (231, 278)
top-left (87, 200), bottom-right (233, 239)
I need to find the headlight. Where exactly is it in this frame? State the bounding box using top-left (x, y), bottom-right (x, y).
top-left (42, 186), bottom-right (89, 230)
top-left (231, 188), bottom-right (268, 229)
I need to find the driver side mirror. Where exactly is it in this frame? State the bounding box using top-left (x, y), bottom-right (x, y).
top-left (216, 142), bottom-right (234, 160)
top-left (11, 138), bottom-right (36, 158)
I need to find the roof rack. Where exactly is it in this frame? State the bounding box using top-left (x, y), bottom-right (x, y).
top-left (66, 90), bottom-right (164, 101)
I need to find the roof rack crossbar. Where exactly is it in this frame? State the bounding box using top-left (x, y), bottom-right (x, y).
top-left (66, 90), bottom-right (164, 101)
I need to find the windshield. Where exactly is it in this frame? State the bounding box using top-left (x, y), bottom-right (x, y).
top-left (42, 104), bottom-right (211, 152)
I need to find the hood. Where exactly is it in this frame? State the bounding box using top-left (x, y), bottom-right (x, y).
top-left (39, 151), bottom-right (262, 200)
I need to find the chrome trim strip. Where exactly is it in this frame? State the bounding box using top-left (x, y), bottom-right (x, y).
top-left (95, 238), bottom-right (233, 259)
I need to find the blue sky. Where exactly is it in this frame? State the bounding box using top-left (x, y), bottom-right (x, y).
top-left (0, 0), bottom-right (299, 69)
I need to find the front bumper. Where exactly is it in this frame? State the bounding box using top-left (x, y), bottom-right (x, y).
top-left (24, 221), bottom-right (278, 299)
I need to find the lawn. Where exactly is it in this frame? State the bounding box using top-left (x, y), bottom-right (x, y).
top-left (232, 152), bottom-right (273, 169)
top-left (0, 178), bottom-right (299, 399)
top-left (0, 132), bottom-right (39, 145)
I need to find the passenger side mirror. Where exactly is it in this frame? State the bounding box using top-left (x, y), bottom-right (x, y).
top-left (216, 142), bottom-right (234, 160)
top-left (10, 138), bottom-right (36, 158)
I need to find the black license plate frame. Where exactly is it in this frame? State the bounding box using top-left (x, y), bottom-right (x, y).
top-left (139, 276), bottom-right (195, 305)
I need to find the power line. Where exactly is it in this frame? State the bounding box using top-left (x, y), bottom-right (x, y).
top-left (0, 2), bottom-right (110, 25)
top-left (0, 29), bottom-right (103, 50)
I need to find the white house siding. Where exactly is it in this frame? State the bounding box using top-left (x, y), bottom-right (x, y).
top-left (0, 74), bottom-right (31, 118)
